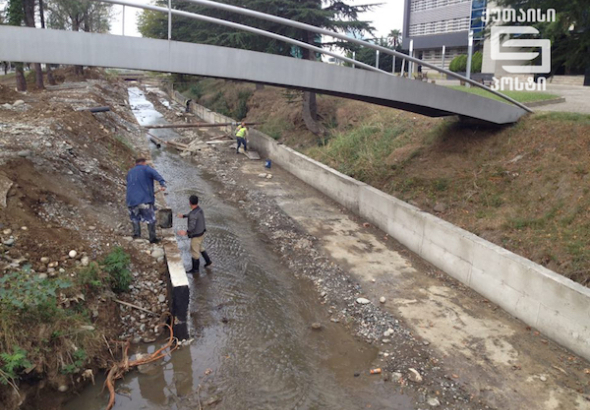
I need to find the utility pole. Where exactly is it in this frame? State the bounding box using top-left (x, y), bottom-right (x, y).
top-left (375, 50), bottom-right (380, 69)
top-left (441, 45), bottom-right (446, 70)
top-left (466, 31), bottom-right (473, 87)
top-left (408, 39), bottom-right (414, 77)
top-left (122, 5), bottom-right (125, 36)
top-left (352, 51), bottom-right (356, 68)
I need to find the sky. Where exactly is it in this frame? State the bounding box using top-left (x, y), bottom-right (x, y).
top-left (109, 0), bottom-right (405, 39)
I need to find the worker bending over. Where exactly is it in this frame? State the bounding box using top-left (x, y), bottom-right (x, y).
top-left (235, 122), bottom-right (248, 154)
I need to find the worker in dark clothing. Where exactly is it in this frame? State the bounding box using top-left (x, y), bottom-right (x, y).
top-left (177, 195), bottom-right (212, 273)
top-left (126, 158), bottom-right (166, 243)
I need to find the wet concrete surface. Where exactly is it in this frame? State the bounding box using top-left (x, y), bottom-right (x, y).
top-left (64, 88), bottom-right (413, 410)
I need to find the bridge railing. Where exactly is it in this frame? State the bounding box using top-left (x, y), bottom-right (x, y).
top-left (96, 0), bottom-right (532, 113)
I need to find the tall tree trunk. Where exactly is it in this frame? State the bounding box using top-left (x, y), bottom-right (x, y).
top-left (72, 19), bottom-right (84, 76)
top-left (34, 63), bottom-right (44, 89)
top-left (46, 65), bottom-right (56, 85)
top-left (15, 63), bottom-right (27, 92)
top-left (38, 0), bottom-right (56, 85)
top-left (301, 31), bottom-right (322, 135)
top-left (23, 0), bottom-right (44, 89)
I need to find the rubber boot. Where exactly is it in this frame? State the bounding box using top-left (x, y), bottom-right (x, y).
top-left (148, 223), bottom-right (160, 244)
top-left (132, 222), bottom-right (141, 239)
top-left (186, 258), bottom-right (200, 274)
top-left (202, 251), bottom-right (212, 267)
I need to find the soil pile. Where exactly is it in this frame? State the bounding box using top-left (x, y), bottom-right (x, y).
top-left (0, 74), bottom-right (170, 409)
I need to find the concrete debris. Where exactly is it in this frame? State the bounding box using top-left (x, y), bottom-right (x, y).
top-left (151, 248), bottom-right (164, 259)
top-left (407, 368), bottom-right (423, 383)
top-left (3, 238), bottom-right (15, 246)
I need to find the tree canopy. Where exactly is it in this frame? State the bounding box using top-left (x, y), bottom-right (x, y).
top-left (495, 0), bottom-right (589, 74)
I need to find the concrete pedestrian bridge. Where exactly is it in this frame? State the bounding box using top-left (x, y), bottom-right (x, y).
top-left (0, 25), bottom-right (527, 125)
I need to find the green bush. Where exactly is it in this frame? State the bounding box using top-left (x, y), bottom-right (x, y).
top-left (449, 55), bottom-right (460, 72)
top-left (0, 271), bottom-right (72, 321)
top-left (471, 51), bottom-right (483, 73)
top-left (234, 90), bottom-right (252, 120)
top-left (61, 349), bottom-right (87, 374)
top-left (0, 346), bottom-right (32, 385)
top-left (100, 247), bottom-right (132, 293)
top-left (449, 52), bottom-right (483, 73)
top-left (77, 262), bottom-right (104, 292)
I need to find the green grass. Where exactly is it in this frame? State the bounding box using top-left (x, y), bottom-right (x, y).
top-left (448, 85), bottom-right (560, 104)
top-left (306, 122), bottom-right (411, 182)
top-left (534, 111), bottom-right (590, 124)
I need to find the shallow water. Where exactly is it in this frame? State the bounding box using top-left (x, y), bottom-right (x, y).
top-left (64, 87), bottom-right (412, 410)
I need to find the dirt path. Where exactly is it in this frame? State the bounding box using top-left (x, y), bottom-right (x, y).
top-left (147, 87), bottom-right (590, 409)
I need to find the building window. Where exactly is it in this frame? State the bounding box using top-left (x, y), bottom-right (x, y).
top-left (471, 0), bottom-right (487, 40)
top-left (409, 16), bottom-right (470, 36)
top-left (410, 0), bottom-right (469, 13)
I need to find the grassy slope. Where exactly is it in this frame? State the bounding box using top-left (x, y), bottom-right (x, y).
top-left (448, 85), bottom-right (560, 103)
top-left (179, 78), bottom-right (590, 286)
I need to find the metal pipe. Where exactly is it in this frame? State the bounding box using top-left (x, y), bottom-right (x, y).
top-left (176, 0), bottom-right (532, 112)
top-left (93, 0), bottom-right (392, 77)
top-left (122, 5), bottom-right (125, 36)
top-left (375, 50), bottom-right (379, 69)
top-left (145, 122), bottom-right (262, 129)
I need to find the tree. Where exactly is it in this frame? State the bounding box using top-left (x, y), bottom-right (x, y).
top-left (22, 0), bottom-right (44, 89)
top-left (46, 0), bottom-right (111, 75)
top-left (39, 0), bottom-right (56, 85)
top-left (6, 0), bottom-right (27, 91)
top-left (495, 0), bottom-right (589, 82)
top-left (138, 0), bottom-right (374, 135)
top-left (388, 29), bottom-right (401, 48)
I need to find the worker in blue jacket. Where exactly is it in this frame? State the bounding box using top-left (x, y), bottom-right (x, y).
top-left (126, 158), bottom-right (166, 243)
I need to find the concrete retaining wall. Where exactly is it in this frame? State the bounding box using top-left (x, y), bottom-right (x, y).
top-left (167, 88), bottom-right (590, 361)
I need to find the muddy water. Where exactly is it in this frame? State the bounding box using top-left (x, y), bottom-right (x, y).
top-left (65, 87), bottom-right (412, 410)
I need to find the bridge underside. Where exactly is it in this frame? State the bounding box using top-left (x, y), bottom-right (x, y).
top-left (0, 27), bottom-right (527, 124)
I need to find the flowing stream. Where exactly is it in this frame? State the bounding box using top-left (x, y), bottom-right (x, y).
top-left (64, 87), bottom-right (412, 410)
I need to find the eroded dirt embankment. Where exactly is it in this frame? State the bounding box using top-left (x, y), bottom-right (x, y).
top-left (0, 75), bottom-right (171, 409)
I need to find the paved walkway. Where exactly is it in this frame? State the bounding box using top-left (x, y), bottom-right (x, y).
top-left (536, 84), bottom-right (590, 114)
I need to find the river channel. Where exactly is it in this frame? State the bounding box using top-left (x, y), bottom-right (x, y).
top-left (64, 87), bottom-right (412, 410)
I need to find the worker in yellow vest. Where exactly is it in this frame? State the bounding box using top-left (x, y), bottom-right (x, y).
top-left (235, 122), bottom-right (248, 154)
